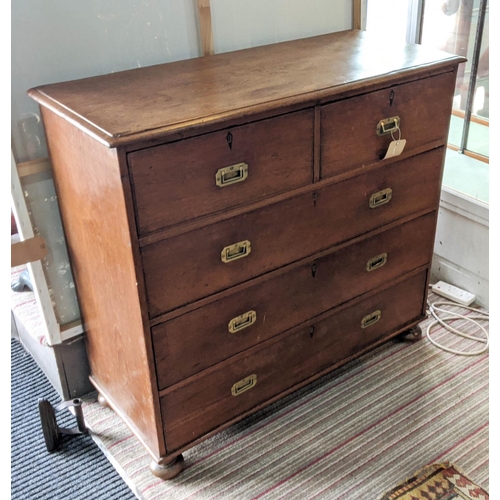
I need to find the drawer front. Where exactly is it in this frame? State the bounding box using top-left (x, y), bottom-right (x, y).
top-left (162, 270), bottom-right (427, 451)
top-left (153, 212), bottom-right (435, 389)
top-left (129, 110), bottom-right (314, 235)
top-left (143, 148), bottom-right (443, 316)
top-left (320, 71), bottom-right (456, 178)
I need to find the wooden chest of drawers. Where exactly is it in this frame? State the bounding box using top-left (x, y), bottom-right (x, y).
top-left (29, 29), bottom-right (464, 479)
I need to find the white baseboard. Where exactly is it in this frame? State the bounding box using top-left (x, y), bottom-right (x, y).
top-left (431, 256), bottom-right (488, 307)
top-left (432, 187), bottom-right (489, 308)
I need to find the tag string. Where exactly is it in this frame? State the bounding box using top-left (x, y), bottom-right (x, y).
top-left (390, 125), bottom-right (401, 145)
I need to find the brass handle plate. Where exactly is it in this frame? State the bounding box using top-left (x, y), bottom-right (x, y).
top-left (228, 310), bottom-right (257, 334)
top-left (366, 253), bottom-right (388, 272)
top-left (215, 162), bottom-right (248, 187)
top-left (231, 374), bottom-right (257, 396)
top-left (361, 310), bottom-right (382, 329)
top-left (377, 116), bottom-right (400, 136)
top-left (369, 188), bottom-right (392, 209)
top-left (221, 240), bottom-right (251, 263)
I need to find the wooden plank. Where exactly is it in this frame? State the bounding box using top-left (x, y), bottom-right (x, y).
top-left (27, 31), bottom-right (465, 148)
top-left (446, 143), bottom-right (489, 163)
top-left (196, 0), bottom-right (214, 56)
top-left (17, 158), bottom-right (51, 178)
top-left (451, 108), bottom-right (489, 127)
top-left (11, 235), bottom-right (48, 267)
top-left (11, 152), bottom-right (61, 345)
top-left (40, 108), bottom-right (166, 458)
top-left (313, 106), bottom-right (321, 182)
top-left (353, 0), bottom-right (362, 30)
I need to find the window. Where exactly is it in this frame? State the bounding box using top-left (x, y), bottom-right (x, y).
top-left (365, 0), bottom-right (489, 203)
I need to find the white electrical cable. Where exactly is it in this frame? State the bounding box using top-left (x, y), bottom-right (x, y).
top-left (426, 299), bottom-right (489, 356)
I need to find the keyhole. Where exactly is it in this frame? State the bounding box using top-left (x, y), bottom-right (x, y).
top-left (311, 262), bottom-right (317, 278)
top-left (226, 132), bottom-right (233, 150)
top-left (313, 192), bottom-right (317, 207)
top-left (389, 90), bottom-right (395, 107)
top-left (310, 326), bottom-right (315, 338)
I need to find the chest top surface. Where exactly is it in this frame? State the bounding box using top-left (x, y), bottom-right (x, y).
top-left (28, 29), bottom-right (464, 147)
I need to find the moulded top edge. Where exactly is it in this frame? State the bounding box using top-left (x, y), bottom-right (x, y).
top-left (27, 29), bottom-right (466, 148)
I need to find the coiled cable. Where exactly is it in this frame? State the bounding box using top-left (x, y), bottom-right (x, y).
top-left (426, 299), bottom-right (489, 356)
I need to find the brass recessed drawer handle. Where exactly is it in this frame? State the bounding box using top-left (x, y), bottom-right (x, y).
top-left (221, 240), bottom-right (251, 263)
top-left (361, 310), bottom-right (382, 329)
top-left (215, 162), bottom-right (248, 187)
top-left (228, 310), bottom-right (257, 334)
top-left (369, 188), bottom-right (392, 209)
top-left (377, 116), bottom-right (400, 136)
top-left (231, 374), bottom-right (257, 396)
top-left (366, 253), bottom-right (388, 272)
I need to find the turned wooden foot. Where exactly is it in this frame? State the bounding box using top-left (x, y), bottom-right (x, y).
top-left (98, 393), bottom-right (110, 409)
top-left (149, 455), bottom-right (185, 480)
top-left (398, 325), bottom-right (423, 342)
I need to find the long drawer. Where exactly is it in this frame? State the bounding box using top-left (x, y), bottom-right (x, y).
top-left (143, 148), bottom-right (443, 316)
top-left (153, 212), bottom-right (435, 389)
top-left (320, 71), bottom-right (456, 178)
top-left (129, 109), bottom-right (314, 235)
top-left (161, 270), bottom-right (427, 451)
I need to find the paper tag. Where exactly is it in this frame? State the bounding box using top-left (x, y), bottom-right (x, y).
top-left (383, 139), bottom-right (406, 160)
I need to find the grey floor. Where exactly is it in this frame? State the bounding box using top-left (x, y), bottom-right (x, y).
top-left (442, 148), bottom-right (489, 203)
top-left (10, 338), bottom-right (136, 499)
top-left (442, 112), bottom-right (489, 204)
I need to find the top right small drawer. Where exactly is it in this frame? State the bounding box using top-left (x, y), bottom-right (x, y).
top-left (320, 71), bottom-right (457, 179)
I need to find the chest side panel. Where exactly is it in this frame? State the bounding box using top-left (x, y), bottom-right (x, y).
top-left (40, 109), bottom-right (165, 458)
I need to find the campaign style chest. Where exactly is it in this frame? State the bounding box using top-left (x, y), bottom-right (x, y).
top-left (29, 29), bottom-right (464, 478)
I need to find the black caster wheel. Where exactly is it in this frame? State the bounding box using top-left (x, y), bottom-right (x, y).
top-left (38, 399), bottom-right (59, 452)
top-left (38, 398), bottom-right (88, 453)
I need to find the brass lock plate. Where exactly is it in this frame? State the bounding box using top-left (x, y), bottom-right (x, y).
top-left (377, 116), bottom-right (400, 136)
top-left (369, 188), bottom-right (392, 209)
top-left (215, 162), bottom-right (248, 187)
top-left (228, 310), bottom-right (257, 333)
top-left (366, 253), bottom-right (388, 272)
top-left (231, 374), bottom-right (257, 396)
top-left (221, 240), bottom-right (251, 263)
top-left (361, 310), bottom-right (382, 329)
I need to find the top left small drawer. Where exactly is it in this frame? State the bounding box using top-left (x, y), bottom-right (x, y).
top-left (128, 109), bottom-right (314, 235)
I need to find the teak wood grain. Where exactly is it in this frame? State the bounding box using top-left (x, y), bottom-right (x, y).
top-left (39, 109), bottom-right (165, 458)
top-left (321, 71), bottom-right (457, 177)
top-left (162, 270), bottom-right (427, 451)
top-left (196, 0), bottom-right (214, 56)
top-left (27, 30), bottom-right (464, 148)
top-left (28, 31), bottom-right (464, 477)
top-left (142, 148), bottom-right (444, 316)
top-left (152, 212), bottom-right (436, 388)
top-left (129, 110), bottom-right (314, 235)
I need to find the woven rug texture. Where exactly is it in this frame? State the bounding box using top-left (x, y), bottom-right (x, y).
top-left (11, 264), bottom-right (47, 345)
top-left (378, 461), bottom-right (489, 499)
top-left (82, 293), bottom-right (489, 500)
top-left (10, 338), bottom-right (136, 500)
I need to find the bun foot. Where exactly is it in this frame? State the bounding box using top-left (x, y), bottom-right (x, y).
top-left (150, 455), bottom-right (185, 480)
top-left (398, 325), bottom-right (423, 342)
top-left (97, 393), bottom-right (110, 409)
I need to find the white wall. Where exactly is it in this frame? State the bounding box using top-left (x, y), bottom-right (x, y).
top-left (431, 188), bottom-right (489, 307)
top-left (211, 0), bottom-right (351, 53)
top-left (12, 0), bottom-right (200, 163)
top-left (11, 0), bottom-right (352, 330)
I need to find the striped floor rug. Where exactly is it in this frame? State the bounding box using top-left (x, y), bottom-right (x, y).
top-left (10, 338), bottom-right (136, 500)
top-left (83, 294), bottom-right (489, 499)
